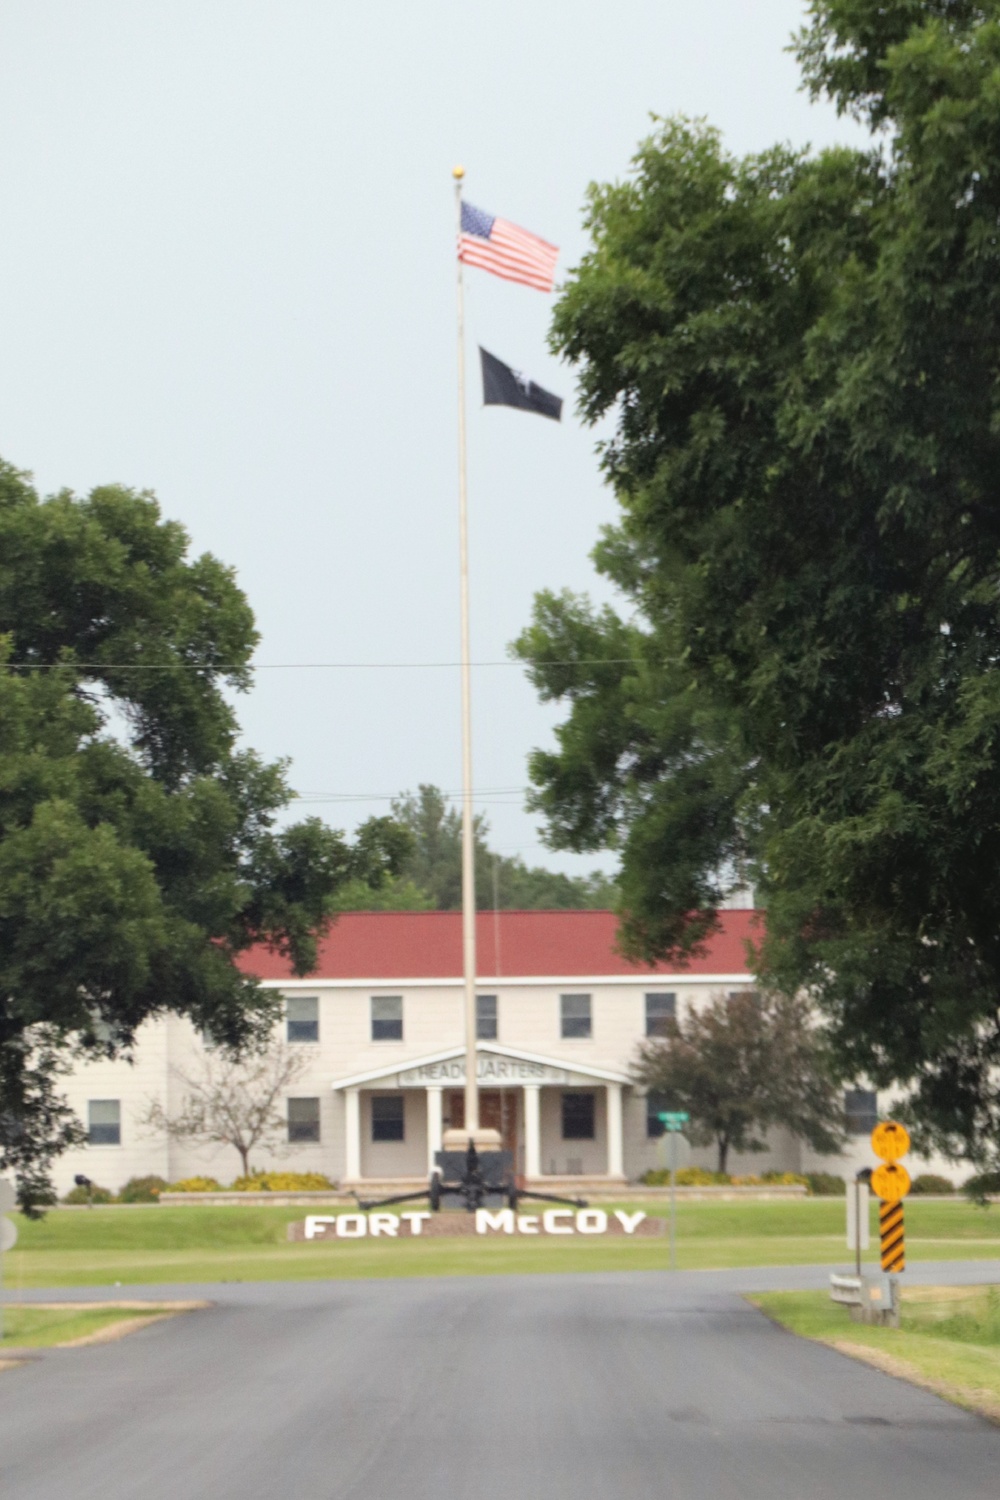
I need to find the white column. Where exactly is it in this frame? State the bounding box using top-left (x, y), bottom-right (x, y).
top-left (345, 1088), bottom-right (361, 1182)
top-left (426, 1086), bottom-right (443, 1173)
top-left (524, 1084), bottom-right (541, 1181)
top-left (606, 1082), bottom-right (624, 1179)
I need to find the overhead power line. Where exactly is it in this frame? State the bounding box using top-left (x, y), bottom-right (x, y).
top-left (0, 657), bottom-right (638, 673)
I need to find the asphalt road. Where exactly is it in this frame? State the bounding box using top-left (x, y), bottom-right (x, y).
top-left (3, 1264), bottom-right (1000, 1500)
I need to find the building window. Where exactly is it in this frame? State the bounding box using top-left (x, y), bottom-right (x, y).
top-left (844, 1088), bottom-right (878, 1135)
top-left (645, 992), bottom-right (676, 1037)
top-left (287, 1097), bottom-right (320, 1143)
top-left (560, 994), bottom-right (592, 1040)
top-left (371, 996), bottom-right (403, 1042)
top-left (562, 1092), bottom-right (595, 1140)
top-left (646, 1092), bottom-right (670, 1139)
top-left (287, 996), bottom-right (319, 1044)
top-left (477, 995), bottom-right (498, 1040)
top-left (372, 1094), bottom-right (405, 1142)
top-left (87, 1099), bottom-right (121, 1146)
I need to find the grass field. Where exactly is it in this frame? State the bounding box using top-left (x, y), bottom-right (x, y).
top-left (1, 1304), bottom-right (174, 1350)
top-left (753, 1285), bottom-right (1000, 1421)
top-left (2, 1198), bottom-right (999, 1287)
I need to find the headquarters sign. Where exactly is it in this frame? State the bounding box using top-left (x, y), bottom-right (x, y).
top-left (397, 1057), bottom-right (570, 1087)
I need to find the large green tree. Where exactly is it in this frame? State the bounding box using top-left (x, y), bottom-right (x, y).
top-left (0, 462), bottom-right (408, 1210)
top-left (515, 2), bottom-right (1000, 1170)
top-left (336, 784), bottom-right (617, 912)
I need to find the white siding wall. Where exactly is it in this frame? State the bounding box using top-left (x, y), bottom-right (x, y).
top-left (48, 976), bottom-right (966, 1191)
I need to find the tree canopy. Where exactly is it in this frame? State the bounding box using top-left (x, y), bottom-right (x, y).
top-left (0, 461), bottom-right (408, 1210)
top-left (515, 1), bottom-right (1000, 1168)
top-left (333, 784), bottom-right (617, 912)
top-left (635, 992), bottom-right (844, 1175)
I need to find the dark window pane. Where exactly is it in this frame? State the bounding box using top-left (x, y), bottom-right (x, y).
top-left (372, 1095), bottom-right (405, 1142)
top-left (288, 1097), bottom-right (320, 1143)
top-left (561, 994), bottom-right (592, 1039)
top-left (562, 1092), bottom-right (595, 1140)
top-left (371, 996), bottom-right (403, 1041)
top-left (476, 995), bottom-right (498, 1040)
top-left (646, 1092), bottom-right (670, 1139)
top-left (88, 1099), bottom-right (121, 1146)
top-left (645, 992), bottom-right (676, 1037)
top-left (844, 1088), bottom-right (878, 1136)
top-left (287, 996), bottom-right (319, 1043)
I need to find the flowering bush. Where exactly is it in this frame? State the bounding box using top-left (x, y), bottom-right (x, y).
top-left (640, 1166), bottom-right (731, 1186)
top-left (167, 1176), bottom-right (223, 1192)
top-left (229, 1171), bottom-right (335, 1192)
top-left (117, 1175), bottom-right (169, 1203)
top-left (640, 1167), bottom-right (809, 1188)
top-left (730, 1172), bottom-right (808, 1187)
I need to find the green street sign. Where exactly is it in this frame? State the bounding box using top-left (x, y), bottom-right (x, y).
top-left (657, 1111), bottom-right (690, 1130)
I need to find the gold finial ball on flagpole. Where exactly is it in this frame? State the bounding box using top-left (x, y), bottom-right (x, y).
top-left (452, 165), bottom-right (465, 180)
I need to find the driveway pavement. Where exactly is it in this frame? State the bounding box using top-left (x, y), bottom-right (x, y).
top-left (2, 1262), bottom-right (999, 1499)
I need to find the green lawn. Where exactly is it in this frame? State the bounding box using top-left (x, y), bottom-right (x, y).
top-left (752, 1285), bottom-right (1000, 1421)
top-left (2, 1198), bottom-right (998, 1287)
top-left (0, 1304), bottom-right (170, 1350)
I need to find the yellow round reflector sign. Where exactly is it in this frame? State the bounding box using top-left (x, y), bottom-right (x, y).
top-left (872, 1162), bottom-right (911, 1203)
top-left (871, 1120), bottom-right (911, 1163)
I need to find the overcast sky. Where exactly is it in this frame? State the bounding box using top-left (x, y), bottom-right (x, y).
top-left (0, 2), bottom-right (866, 875)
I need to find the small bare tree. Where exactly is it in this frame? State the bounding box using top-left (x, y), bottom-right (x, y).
top-left (143, 1043), bottom-right (308, 1179)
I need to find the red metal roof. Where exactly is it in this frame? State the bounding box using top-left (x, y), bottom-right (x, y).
top-left (238, 909), bottom-right (761, 982)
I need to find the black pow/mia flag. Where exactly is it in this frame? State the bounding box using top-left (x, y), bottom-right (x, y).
top-left (479, 347), bottom-right (562, 421)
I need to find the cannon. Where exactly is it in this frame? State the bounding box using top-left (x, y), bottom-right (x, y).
top-left (355, 1136), bottom-right (587, 1213)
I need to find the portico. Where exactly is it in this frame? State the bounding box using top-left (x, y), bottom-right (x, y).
top-left (332, 1043), bottom-right (630, 1188)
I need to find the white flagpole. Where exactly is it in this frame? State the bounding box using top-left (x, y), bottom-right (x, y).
top-left (453, 165), bottom-right (479, 1138)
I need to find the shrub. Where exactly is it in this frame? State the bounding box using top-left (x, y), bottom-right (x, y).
top-left (61, 1182), bottom-right (114, 1204)
top-left (229, 1171), bottom-right (335, 1192)
top-left (167, 1176), bottom-right (223, 1193)
top-left (909, 1173), bottom-right (955, 1195)
top-left (675, 1166), bottom-right (731, 1186)
top-left (964, 1172), bottom-right (1000, 1205)
top-left (117, 1175), bottom-right (169, 1203)
top-left (730, 1172), bottom-right (808, 1187)
top-left (638, 1166), bottom-right (731, 1186)
top-left (804, 1172), bottom-right (846, 1196)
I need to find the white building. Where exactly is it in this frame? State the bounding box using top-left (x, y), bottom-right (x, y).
top-left (53, 909), bottom-right (936, 1195)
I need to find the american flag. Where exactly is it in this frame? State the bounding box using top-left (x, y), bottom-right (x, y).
top-left (458, 200), bottom-right (559, 293)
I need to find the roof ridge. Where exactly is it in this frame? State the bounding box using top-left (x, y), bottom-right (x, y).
top-left (331, 908), bottom-right (619, 917)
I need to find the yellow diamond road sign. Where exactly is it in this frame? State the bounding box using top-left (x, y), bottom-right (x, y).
top-left (872, 1161), bottom-right (911, 1204)
top-left (871, 1120), bottom-right (911, 1163)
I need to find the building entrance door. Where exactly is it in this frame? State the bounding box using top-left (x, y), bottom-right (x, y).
top-left (447, 1090), bottom-right (519, 1165)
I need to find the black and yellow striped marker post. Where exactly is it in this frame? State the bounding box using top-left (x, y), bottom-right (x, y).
top-left (879, 1199), bottom-right (905, 1272)
top-left (870, 1123), bottom-right (911, 1280)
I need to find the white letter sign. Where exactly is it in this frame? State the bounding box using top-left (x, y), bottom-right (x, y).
top-left (335, 1213), bottom-right (368, 1238)
top-left (542, 1209), bottom-right (573, 1234)
top-left (614, 1210), bottom-right (646, 1235)
top-left (369, 1213), bottom-right (399, 1237)
top-left (475, 1208), bottom-right (515, 1235)
top-left (304, 1215), bottom-right (335, 1241)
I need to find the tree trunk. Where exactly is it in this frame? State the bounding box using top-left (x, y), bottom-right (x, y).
top-left (237, 1144), bottom-right (251, 1178)
top-left (717, 1137), bottom-right (728, 1175)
